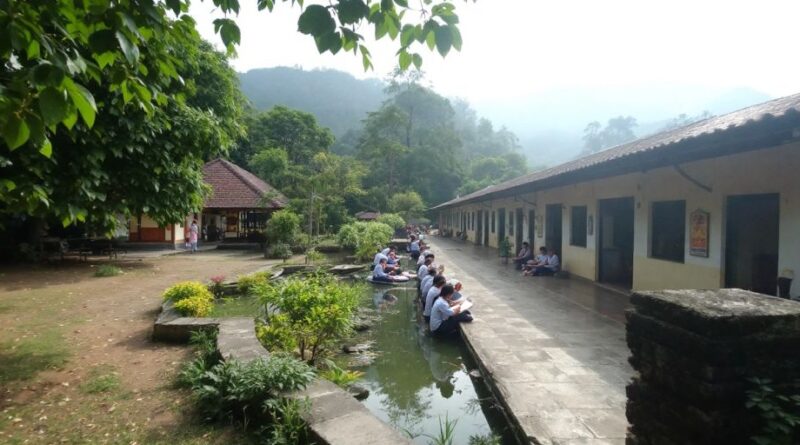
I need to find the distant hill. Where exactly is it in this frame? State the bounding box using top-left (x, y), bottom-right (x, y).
top-left (238, 67), bottom-right (386, 136)
top-left (475, 85), bottom-right (772, 166)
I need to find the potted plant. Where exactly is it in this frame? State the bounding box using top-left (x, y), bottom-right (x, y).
top-left (498, 237), bottom-right (512, 264)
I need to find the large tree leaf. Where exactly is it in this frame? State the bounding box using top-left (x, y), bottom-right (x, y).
top-left (2, 115), bottom-right (30, 150)
top-left (336, 0), bottom-right (369, 25)
top-left (298, 5), bottom-right (336, 36)
top-left (39, 87), bottom-right (70, 126)
top-left (116, 31), bottom-right (140, 64)
top-left (66, 81), bottom-right (97, 127)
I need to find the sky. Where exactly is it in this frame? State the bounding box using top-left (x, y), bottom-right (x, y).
top-left (190, 0), bottom-right (800, 103)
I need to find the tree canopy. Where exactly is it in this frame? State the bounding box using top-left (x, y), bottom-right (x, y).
top-left (0, 0), bottom-right (469, 235)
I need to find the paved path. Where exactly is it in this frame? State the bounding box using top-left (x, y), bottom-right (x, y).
top-left (429, 237), bottom-right (633, 445)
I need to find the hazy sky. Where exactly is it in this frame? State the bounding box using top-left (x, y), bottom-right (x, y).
top-left (191, 0), bottom-right (800, 102)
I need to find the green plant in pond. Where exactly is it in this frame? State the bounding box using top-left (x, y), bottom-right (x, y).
top-left (336, 221), bottom-right (393, 261)
top-left (257, 273), bottom-right (361, 362)
top-left (263, 397), bottom-right (311, 445)
top-left (746, 377), bottom-right (800, 445)
top-left (304, 247), bottom-right (324, 264)
top-left (423, 414), bottom-right (458, 445)
top-left (236, 271), bottom-right (271, 295)
top-left (256, 314), bottom-right (298, 352)
top-left (319, 360), bottom-right (363, 388)
top-left (266, 242), bottom-right (292, 260)
top-left (94, 265), bottom-right (122, 277)
top-left (376, 213), bottom-right (406, 230)
top-left (468, 433), bottom-right (502, 445)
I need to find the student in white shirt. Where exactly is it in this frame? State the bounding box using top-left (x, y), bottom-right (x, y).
top-left (372, 258), bottom-right (398, 282)
top-left (523, 247), bottom-right (548, 276)
top-left (532, 248), bottom-right (561, 276)
top-left (420, 267), bottom-right (437, 305)
top-left (430, 284), bottom-right (473, 336)
top-left (417, 255), bottom-right (434, 280)
top-left (423, 275), bottom-right (447, 322)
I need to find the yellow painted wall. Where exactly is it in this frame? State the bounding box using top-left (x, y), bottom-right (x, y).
top-left (439, 141), bottom-right (800, 296)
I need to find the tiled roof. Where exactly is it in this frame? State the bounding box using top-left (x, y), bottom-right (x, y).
top-left (433, 92), bottom-right (800, 210)
top-left (202, 158), bottom-right (287, 209)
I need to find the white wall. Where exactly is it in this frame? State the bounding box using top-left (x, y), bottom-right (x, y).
top-left (439, 142), bottom-right (800, 297)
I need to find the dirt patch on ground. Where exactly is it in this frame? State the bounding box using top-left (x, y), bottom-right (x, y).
top-left (0, 250), bottom-right (278, 444)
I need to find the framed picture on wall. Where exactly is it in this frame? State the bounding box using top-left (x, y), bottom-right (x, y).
top-left (689, 209), bottom-right (710, 257)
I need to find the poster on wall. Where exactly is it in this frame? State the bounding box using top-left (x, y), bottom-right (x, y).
top-left (690, 209), bottom-right (710, 257)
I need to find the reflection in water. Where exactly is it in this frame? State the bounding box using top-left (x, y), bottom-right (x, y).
top-left (357, 286), bottom-right (500, 444)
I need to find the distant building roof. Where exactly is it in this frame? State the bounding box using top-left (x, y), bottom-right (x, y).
top-left (355, 211), bottom-right (381, 220)
top-left (203, 158), bottom-right (287, 209)
top-left (433, 92), bottom-right (800, 210)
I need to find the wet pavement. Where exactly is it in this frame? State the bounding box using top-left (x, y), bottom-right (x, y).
top-left (429, 237), bottom-right (633, 444)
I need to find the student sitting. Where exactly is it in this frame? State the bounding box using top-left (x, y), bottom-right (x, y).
top-left (531, 248), bottom-right (560, 276)
top-left (522, 247), bottom-right (548, 276)
top-left (417, 254), bottom-right (435, 278)
top-left (409, 235), bottom-right (420, 261)
top-left (372, 258), bottom-right (400, 283)
top-left (417, 244), bottom-right (432, 266)
top-left (423, 275), bottom-right (447, 323)
top-left (513, 242), bottom-right (533, 270)
top-left (430, 284), bottom-right (473, 336)
top-left (420, 268), bottom-right (438, 305)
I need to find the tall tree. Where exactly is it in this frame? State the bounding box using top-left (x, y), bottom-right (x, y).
top-left (1, 0), bottom-right (467, 234)
top-left (581, 116), bottom-right (638, 155)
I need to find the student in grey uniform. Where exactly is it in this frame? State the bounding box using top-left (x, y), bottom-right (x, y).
top-left (430, 284), bottom-right (472, 336)
top-left (424, 275), bottom-right (447, 323)
top-left (420, 268), bottom-right (437, 304)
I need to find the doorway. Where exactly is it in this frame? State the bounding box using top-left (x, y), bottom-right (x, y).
top-left (725, 194), bottom-right (780, 295)
top-left (497, 208), bottom-right (506, 245)
top-left (545, 204), bottom-right (563, 258)
top-left (598, 197), bottom-right (635, 288)
top-left (528, 209), bottom-right (536, 249)
top-left (476, 210), bottom-right (484, 245)
top-left (515, 208), bottom-right (524, 253)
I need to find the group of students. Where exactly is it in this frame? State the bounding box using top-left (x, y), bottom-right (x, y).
top-left (415, 242), bottom-right (473, 336)
top-left (371, 246), bottom-right (406, 282)
top-left (370, 235), bottom-right (474, 336)
top-left (512, 241), bottom-right (561, 276)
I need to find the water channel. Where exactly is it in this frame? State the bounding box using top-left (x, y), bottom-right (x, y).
top-left (348, 283), bottom-right (517, 444)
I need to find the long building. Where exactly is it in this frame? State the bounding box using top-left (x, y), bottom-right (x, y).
top-left (432, 93), bottom-right (800, 298)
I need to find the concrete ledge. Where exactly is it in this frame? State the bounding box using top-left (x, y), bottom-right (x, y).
top-left (152, 301), bottom-right (220, 342)
top-left (217, 318), bottom-right (270, 363)
top-left (154, 304), bottom-right (410, 445)
top-left (295, 379), bottom-right (412, 445)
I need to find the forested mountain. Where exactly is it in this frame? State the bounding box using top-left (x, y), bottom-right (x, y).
top-left (238, 67), bottom-right (385, 137)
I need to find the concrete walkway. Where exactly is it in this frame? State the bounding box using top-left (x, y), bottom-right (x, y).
top-left (429, 237), bottom-right (633, 445)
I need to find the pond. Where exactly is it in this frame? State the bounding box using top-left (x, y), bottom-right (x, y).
top-left (351, 283), bottom-right (517, 444)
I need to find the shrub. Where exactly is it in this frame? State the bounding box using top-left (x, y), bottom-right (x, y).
top-left (319, 360), bottom-right (363, 388)
top-left (336, 221), bottom-right (393, 261)
top-left (94, 265), bottom-right (122, 277)
top-left (257, 273), bottom-right (362, 362)
top-left (468, 434), bottom-right (502, 445)
top-left (746, 377), bottom-right (800, 444)
top-left (263, 397), bottom-right (311, 445)
top-left (237, 271), bottom-right (271, 295)
top-left (266, 210), bottom-right (301, 244)
top-left (257, 314), bottom-right (298, 352)
top-left (187, 355), bottom-right (315, 424)
top-left (376, 213), bottom-right (406, 230)
top-left (305, 247), bottom-right (324, 264)
top-left (173, 294), bottom-right (213, 317)
top-left (163, 281), bottom-right (212, 303)
top-left (293, 232), bottom-right (312, 249)
top-left (266, 242), bottom-right (292, 260)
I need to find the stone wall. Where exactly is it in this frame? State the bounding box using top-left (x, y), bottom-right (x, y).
top-left (626, 288), bottom-right (800, 445)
